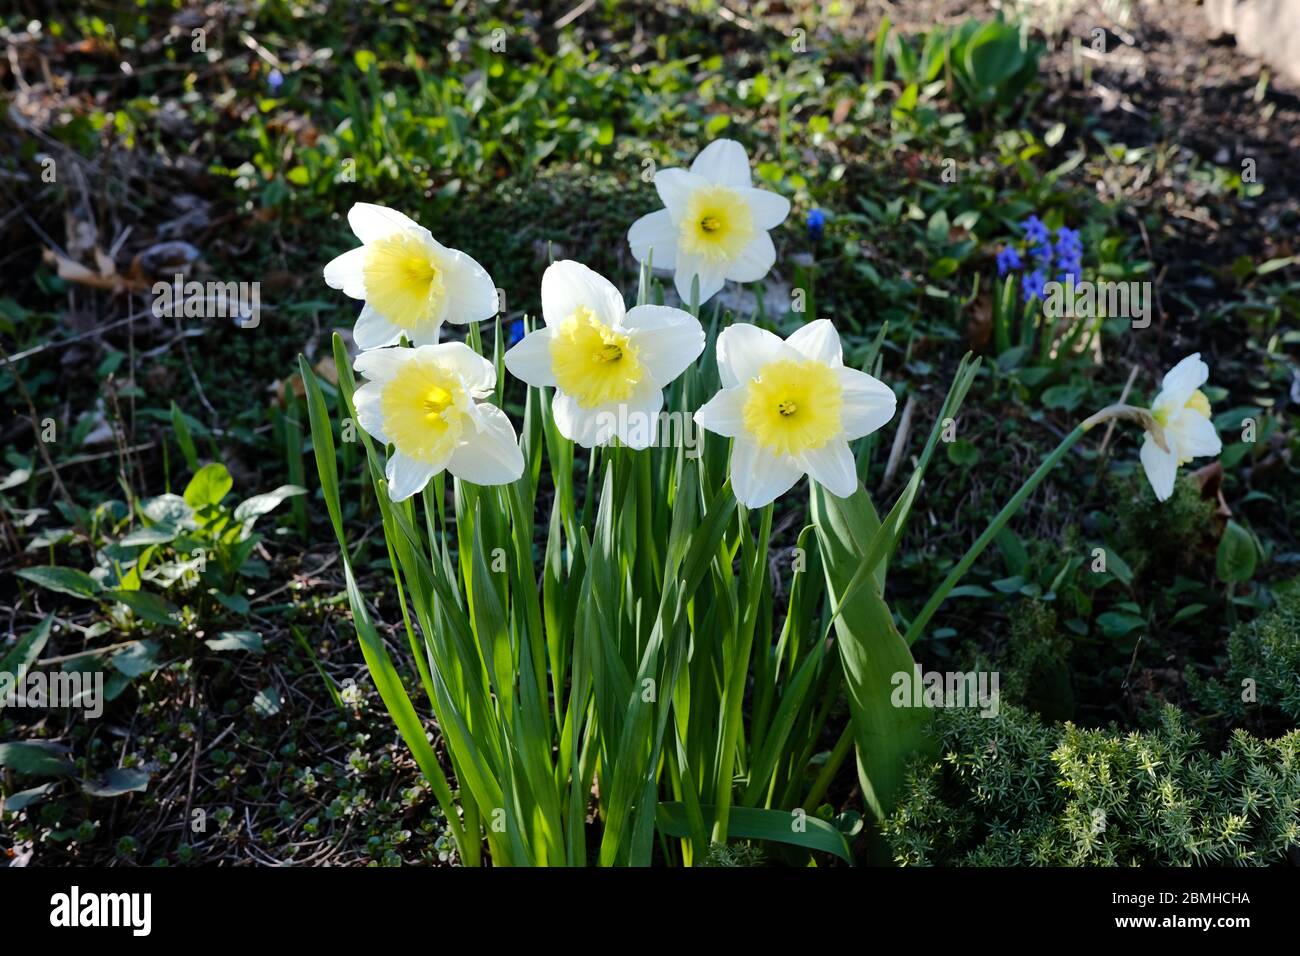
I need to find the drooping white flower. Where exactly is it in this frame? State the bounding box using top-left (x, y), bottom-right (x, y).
top-left (503, 260), bottom-right (704, 449)
top-left (352, 343), bottom-right (523, 501)
top-left (324, 203), bottom-right (498, 349)
top-left (694, 320), bottom-right (896, 508)
top-left (1139, 353), bottom-right (1222, 502)
top-left (627, 139), bottom-right (790, 305)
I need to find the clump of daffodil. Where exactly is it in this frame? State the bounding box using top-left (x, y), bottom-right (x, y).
top-left (1137, 353), bottom-right (1222, 501)
top-left (352, 343), bottom-right (523, 501)
top-left (504, 260), bottom-right (704, 448)
top-left (324, 203), bottom-right (499, 348)
top-left (694, 319), bottom-right (897, 508)
top-left (627, 139), bottom-right (791, 305)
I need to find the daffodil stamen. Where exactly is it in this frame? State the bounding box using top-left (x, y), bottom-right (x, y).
top-left (550, 305), bottom-right (644, 409)
top-left (743, 359), bottom-right (843, 457)
top-left (380, 361), bottom-right (467, 465)
top-left (679, 185), bottom-right (755, 263)
top-left (363, 232), bottom-right (447, 333)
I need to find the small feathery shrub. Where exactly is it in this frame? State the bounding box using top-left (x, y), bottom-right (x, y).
top-left (1001, 600), bottom-right (1076, 722)
top-left (1109, 471), bottom-right (1217, 578)
top-left (1187, 579), bottom-right (1300, 725)
top-left (883, 703), bottom-right (1300, 866)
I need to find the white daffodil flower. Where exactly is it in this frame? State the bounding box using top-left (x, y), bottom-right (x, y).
top-left (324, 203), bottom-right (498, 349)
top-left (503, 260), bottom-right (704, 449)
top-left (1139, 353), bottom-right (1222, 502)
top-left (627, 139), bottom-right (790, 305)
top-left (694, 319), bottom-right (896, 509)
top-left (352, 343), bottom-right (523, 501)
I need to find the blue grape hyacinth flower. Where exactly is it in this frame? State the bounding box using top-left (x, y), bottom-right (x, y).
top-left (996, 246), bottom-right (1022, 276)
top-left (807, 208), bottom-right (826, 242)
top-left (1022, 269), bottom-right (1048, 302)
top-left (1020, 215), bottom-right (1050, 245)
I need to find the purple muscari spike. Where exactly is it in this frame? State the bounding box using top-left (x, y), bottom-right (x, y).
top-left (807, 208), bottom-right (826, 242)
top-left (996, 245), bottom-right (1022, 276)
top-left (1022, 269), bottom-right (1048, 303)
top-left (1020, 215), bottom-right (1049, 245)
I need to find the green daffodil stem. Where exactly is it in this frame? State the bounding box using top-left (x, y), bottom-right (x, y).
top-left (711, 502), bottom-right (773, 846)
top-left (901, 421), bottom-right (1088, 646)
top-left (807, 405), bottom-right (1143, 811)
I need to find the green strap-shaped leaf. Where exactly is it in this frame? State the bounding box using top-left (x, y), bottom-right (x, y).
top-left (656, 802), bottom-right (854, 864)
top-left (811, 484), bottom-right (934, 827)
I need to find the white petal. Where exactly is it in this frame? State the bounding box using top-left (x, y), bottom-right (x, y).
top-left (730, 439), bottom-right (802, 509)
top-left (503, 327), bottom-right (558, 387)
top-left (715, 323), bottom-right (795, 388)
top-left (541, 260), bottom-right (625, 328)
top-left (654, 168), bottom-right (707, 219)
top-left (354, 345), bottom-right (415, 383)
top-left (414, 342), bottom-right (495, 394)
top-left (446, 405), bottom-right (523, 486)
top-left (740, 187), bottom-right (791, 230)
top-left (627, 209), bottom-right (679, 270)
top-left (689, 139), bottom-right (752, 189)
top-left (611, 383), bottom-right (665, 450)
top-left (1161, 353), bottom-right (1208, 394)
top-left (348, 203), bottom-right (423, 244)
top-left (352, 381), bottom-right (389, 445)
top-left (405, 321), bottom-right (443, 347)
top-left (797, 441), bottom-right (858, 499)
top-left (1140, 435), bottom-right (1178, 502)
top-left (354, 304), bottom-right (404, 350)
top-left (386, 451), bottom-right (438, 502)
top-left (1169, 410), bottom-right (1222, 460)
top-left (838, 367), bottom-right (897, 440)
top-left (673, 252), bottom-right (727, 305)
top-left (552, 392), bottom-right (619, 448)
top-left (726, 231), bottom-right (776, 283)
top-left (323, 246), bottom-right (368, 298)
top-left (622, 305), bottom-right (704, 384)
top-left (693, 386), bottom-right (747, 438)
top-left (786, 319), bottom-right (843, 366)
top-left (440, 248), bottom-right (499, 325)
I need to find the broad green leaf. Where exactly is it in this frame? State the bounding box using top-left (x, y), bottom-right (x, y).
top-left (233, 484), bottom-right (307, 523)
top-left (183, 462), bottom-right (233, 509)
top-left (2, 781), bottom-right (57, 812)
top-left (0, 616), bottom-right (53, 694)
top-left (170, 401), bottom-right (200, 473)
top-left (141, 494), bottom-right (194, 527)
top-left (205, 630), bottom-right (263, 653)
top-left (0, 740), bottom-right (75, 776)
top-left (119, 526), bottom-right (180, 546)
top-left (16, 566), bottom-right (101, 599)
top-left (252, 687), bottom-right (282, 716)
top-left (111, 640), bottom-right (160, 678)
top-left (1096, 611), bottom-right (1145, 639)
top-left (103, 589), bottom-right (179, 627)
top-left (82, 767), bottom-right (150, 797)
top-left (657, 803), bottom-right (854, 864)
top-left (812, 484), bottom-right (933, 827)
top-left (1216, 520), bottom-right (1258, 584)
